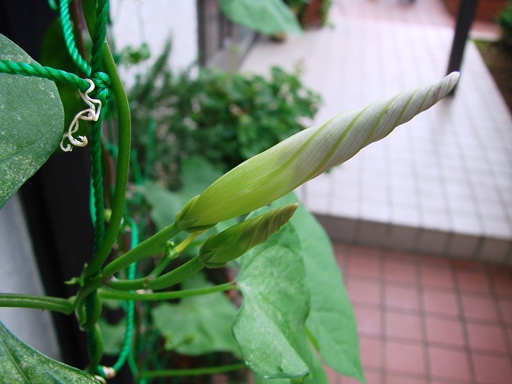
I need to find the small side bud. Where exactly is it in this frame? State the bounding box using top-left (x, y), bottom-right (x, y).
top-left (198, 204), bottom-right (298, 268)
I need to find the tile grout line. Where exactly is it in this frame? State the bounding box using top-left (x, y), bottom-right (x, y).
top-left (451, 259), bottom-right (478, 383)
top-left (379, 245), bottom-right (387, 384)
top-left (415, 248), bottom-right (432, 383)
top-left (485, 261), bottom-right (512, 361)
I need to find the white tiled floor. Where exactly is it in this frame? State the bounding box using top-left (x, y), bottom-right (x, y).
top-left (241, 0), bottom-right (512, 263)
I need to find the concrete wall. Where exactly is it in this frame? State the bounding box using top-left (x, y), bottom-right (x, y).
top-left (110, 0), bottom-right (198, 85)
top-left (0, 194), bottom-right (60, 360)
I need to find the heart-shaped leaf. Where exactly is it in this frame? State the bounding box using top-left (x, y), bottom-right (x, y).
top-left (0, 34), bottom-right (64, 207)
top-left (0, 322), bottom-right (97, 383)
top-left (271, 193), bottom-right (365, 383)
top-left (233, 214), bottom-right (311, 379)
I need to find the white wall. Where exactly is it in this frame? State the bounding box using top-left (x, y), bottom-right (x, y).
top-left (110, 0), bottom-right (198, 85)
top-left (0, 194), bottom-right (61, 360)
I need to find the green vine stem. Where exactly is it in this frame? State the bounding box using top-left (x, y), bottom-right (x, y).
top-left (139, 362), bottom-right (247, 378)
top-left (81, 0), bottom-right (131, 281)
top-left (101, 223), bottom-right (180, 278)
top-left (85, 323), bottom-right (104, 374)
top-left (149, 232), bottom-right (201, 278)
top-left (74, 277), bottom-right (105, 327)
top-left (105, 255), bottom-right (205, 291)
top-left (98, 282), bottom-right (236, 301)
top-left (0, 293), bottom-right (74, 314)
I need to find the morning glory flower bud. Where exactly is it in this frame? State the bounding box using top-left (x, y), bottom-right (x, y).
top-left (176, 72), bottom-right (459, 230)
top-left (198, 204), bottom-right (298, 268)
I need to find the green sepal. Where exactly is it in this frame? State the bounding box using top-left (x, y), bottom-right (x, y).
top-left (199, 203), bottom-right (298, 268)
top-left (175, 195), bottom-right (215, 233)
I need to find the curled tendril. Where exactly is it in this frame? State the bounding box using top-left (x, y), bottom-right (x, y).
top-left (60, 78), bottom-right (102, 152)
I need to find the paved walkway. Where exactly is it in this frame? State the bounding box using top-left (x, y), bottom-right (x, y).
top-left (241, 0), bottom-right (512, 264)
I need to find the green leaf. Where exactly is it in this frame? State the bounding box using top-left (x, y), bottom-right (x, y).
top-left (253, 351), bottom-right (328, 384)
top-left (271, 193), bottom-right (365, 383)
top-left (218, 0), bottom-right (302, 35)
top-left (233, 216), bottom-right (311, 379)
top-left (97, 318), bottom-right (127, 356)
top-left (0, 34), bottom-right (64, 207)
top-left (143, 181), bottom-right (184, 231)
top-left (153, 273), bottom-right (240, 356)
top-left (0, 322), bottom-right (97, 383)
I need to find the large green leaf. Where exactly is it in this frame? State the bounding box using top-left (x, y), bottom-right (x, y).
top-left (0, 34), bottom-right (64, 207)
top-left (153, 273), bottom-right (240, 356)
top-left (218, 0), bottom-right (302, 35)
top-left (271, 194), bottom-right (365, 383)
top-left (143, 181), bottom-right (184, 231)
top-left (0, 322), bottom-right (97, 383)
top-left (233, 215), bottom-right (311, 379)
top-left (97, 318), bottom-right (127, 356)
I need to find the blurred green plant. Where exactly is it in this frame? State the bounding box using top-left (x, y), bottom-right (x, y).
top-left (219, 0), bottom-right (303, 35)
top-left (129, 43), bottom-right (321, 190)
top-left (498, 0), bottom-right (512, 49)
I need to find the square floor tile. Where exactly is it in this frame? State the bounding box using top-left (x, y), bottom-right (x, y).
top-left (353, 306), bottom-right (383, 337)
top-left (340, 370), bottom-right (382, 384)
top-left (489, 267), bottom-right (512, 298)
top-left (385, 340), bottom-right (426, 376)
top-left (425, 317), bottom-right (465, 347)
top-left (466, 322), bottom-right (508, 353)
top-left (461, 294), bottom-right (500, 322)
top-left (346, 278), bottom-right (381, 306)
top-left (385, 284), bottom-right (420, 312)
top-left (420, 265), bottom-right (455, 289)
top-left (385, 312), bottom-right (423, 342)
top-left (498, 298), bottom-right (512, 325)
top-left (455, 270), bottom-right (491, 294)
top-left (428, 346), bottom-right (472, 382)
top-left (422, 289), bottom-right (460, 317)
top-left (346, 251), bottom-right (381, 279)
top-left (385, 374), bottom-right (428, 384)
top-left (472, 353), bottom-right (512, 384)
top-left (384, 260), bottom-right (417, 285)
top-left (359, 336), bottom-right (383, 369)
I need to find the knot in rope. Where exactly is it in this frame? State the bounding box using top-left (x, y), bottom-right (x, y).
top-left (91, 71), bottom-right (112, 104)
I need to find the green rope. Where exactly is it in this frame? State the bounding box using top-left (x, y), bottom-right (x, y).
top-left (91, 0), bottom-right (109, 72)
top-left (88, 0), bottom-right (110, 257)
top-left (59, 0), bottom-right (92, 76)
top-left (95, 218), bottom-right (138, 380)
top-left (112, 218), bottom-right (138, 374)
top-left (0, 60), bottom-right (89, 91)
top-left (80, 0), bottom-right (112, 376)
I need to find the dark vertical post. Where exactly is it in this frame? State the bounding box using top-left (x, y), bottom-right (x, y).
top-left (446, 0), bottom-right (479, 95)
